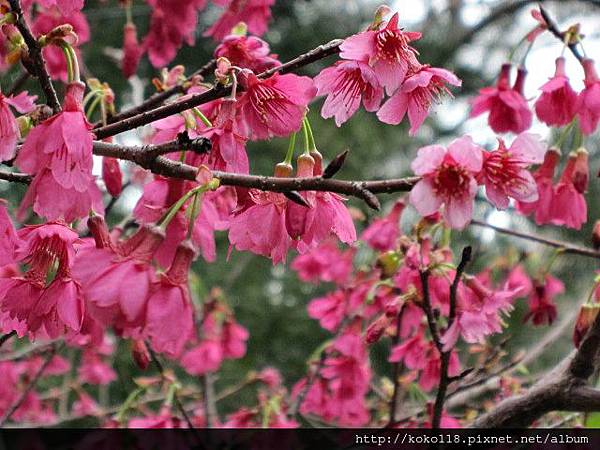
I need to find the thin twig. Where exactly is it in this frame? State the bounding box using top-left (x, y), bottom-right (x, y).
top-left (93, 39), bottom-right (343, 140)
top-left (471, 219), bottom-right (600, 259)
top-left (431, 246), bottom-right (472, 429)
top-left (7, 0), bottom-right (60, 113)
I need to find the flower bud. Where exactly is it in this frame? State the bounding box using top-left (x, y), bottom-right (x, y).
top-left (573, 303), bottom-right (600, 348)
top-left (88, 214), bottom-right (113, 249)
top-left (215, 57), bottom-right (232, 84)
top-left (376, 251), bottom-right (401, 277)
top-left (309, 149), bottom-right (323, 175)
top-left (573, 147), bottom-right (589, 194)
top-left (365, 313), bottom-right (393, 344)
top-left (122, 22), bottom-right (142, 79)
top-left (102, 157), bottom-right (123, 197)
top-left (296, 154), bottom-right (315, 177)
top-left (273, 162), bottom-right (292, 178)
top-left (131, 339), bottom-right (151, 370)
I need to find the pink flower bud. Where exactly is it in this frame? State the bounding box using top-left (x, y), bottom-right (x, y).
top-left (131, 339), bottom-right (151, 370)
top-left (87, 214), bottom-right (112, 249)
top-left (573, 148), bottom-right (589, 194)
top-left (102, 157), bottom-right (123, 197)
top-left (121, 22), bottom-right (142, 79)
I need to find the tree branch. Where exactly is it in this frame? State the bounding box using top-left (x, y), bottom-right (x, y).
top-left (93, 39), bottom-right (342, 140)
top-left (8, 0), bottom-right (61, 113)
top-left (472, 301), bottom-right (600, 427)
top-left (471, 219), bottom-right (600, 259)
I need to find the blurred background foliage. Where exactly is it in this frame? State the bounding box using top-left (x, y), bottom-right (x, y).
top-left (2, 0), bottom-right (600, 422)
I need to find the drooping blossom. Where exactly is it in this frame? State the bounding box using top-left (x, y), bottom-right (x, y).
top-left (16, 82), bottom-right (103, 222)
top-left (534, 57), bottom-right (578, 127)
top-left (236, 72), bottom-right (316, 140)
top-left (214, 32), bottom-right (280, 73)
top-left (205, 0), bottom-right (275, 42)
top-left (470, 64), bottom-right (532, 134)
top-left (144, 241), bottom-right (196, 357)
top-left (409, 136), bottom-right (483, 229)
top-left (479, 133), bottom-right (546, 209)
top-left (524, 275), bottom-right (564, 326)
top-left (525, 8), bottom-right (548, 42)
top-left (31, 6), bottom-right (90, 81)
top-left (577, 58), bottom-right (600, 135)
top-left (102, 157), bottom-right (123, 197)
top-left (0, 222), bottom-right (85, 339)
top-left (121, 22), bottom-right (143, 79)
top-left (361, 200), bottom-right (405, 251)
top-left (314, 60), bottom-right (384, 126)
top-left (340, 12), bottom-right (421, 95)
top-left (133, 177), bottom-right (230, 266)
top-left (73, 218), bottom-right (164, 336)
top-left (551, 150), bottom-right (587, 230)
top-left (0, 200), bottom-right (19, 266)
top-left (0, 90), bottom-right (37, 162)
top-left (516, 148), bottom-right (560, 225)
top-left (377, 65), bottom-right (461, 134)
top-left (144, 0), bottom-right (208, 68)
top-left (181, 298), bottom-right (249, 374)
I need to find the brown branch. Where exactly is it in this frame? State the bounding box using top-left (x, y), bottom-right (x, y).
top-left (99, 59), bottom-right (217, 127)
top-left (8, 0), bottom-right (60, 113)
top-left (539, 5), bottom-right (584, 63)
top-left (470, 219), bottom-right (600, 259)
top-left (0, 342), bottom-right (61, 426)
top-left (472, 302), bottom-right (600, 427)
top-left (388, 306), bottom-right (406, 425)
top-left (431, 246), bottom-right (472, 429)
top-left (0, 331), bottom-right (17, 349)
top-left (93, 39), bottom-right (343, 140)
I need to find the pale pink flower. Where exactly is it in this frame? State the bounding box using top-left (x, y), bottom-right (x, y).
top-left (409, 136), bottom-right (483, 229)
top-left (340, 13), bottom-right (421, 95)
top-left (0, 90), bottom-right (37, 161)
top-left (470, 64), bottom-right (532, 134)
top-left (204, 0), bottom-right (275, 42)
top-left (479, 133), bottom-right (545, 209)
top-left (377, 65), bottom-right (461, 134)
top-left (535, 57), bottom-right (578, 127)
top-left (314, 60), bottom-right (384, 126)
top-left (577, 58), bottom-right (600, 135)
top-left (236, 72), bottom-right (316, 140)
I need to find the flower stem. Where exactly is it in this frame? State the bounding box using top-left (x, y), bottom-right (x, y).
top-left (186, 191), bottom-right (201, 240)
top-left (284, 132), bottom-right (297, 165)
top-left (192, 107), bottom-right (213, 128)
top-left (303, 116), bottom-right (317, 152)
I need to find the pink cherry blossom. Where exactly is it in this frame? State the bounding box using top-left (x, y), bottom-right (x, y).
top-left (524, 276), bottom-right (564, 326)
top-left (292, 240), bottom-right (354, 285)
top-left (236, 72), bottom-right (316, 140)
top-left (409, 136), bottom-right (483, 229)
top-left (144, 0), bottom-right (208, 68)
top-left (37, 0), bottom-right (84, 16)
top-left (314, 60), bottom-right (384, 126)
top-left (470, 64), bottom-right (532, 134)
top-left (145, 241), bottom-right (196, 357)
top-left (552, 152), bottom-right (587, 230)
top-left (78, 349), bottom-right (117, 385)
top-left (0, 90), bottom-right (37, 162)
top-left (516, 148), bottom-right (560, 225)
top-left (17, 82), bottom-right (102, 222)
top-left (377, 65), bottom-right (461, 135)
top-left (534, 57), bottom-right (578, 127)
top-left (361, 200), bottom-right (405, 251)
top-left (214, 33), bottom-right (280, 73)
top-left (340, 13), bottom-right (421, 95)
top-left (0, 200), bottom-right (19, 266)
top-left (121, 23), bottom-right (143, 79)
top-left (576, 58), bottom-right (600, 135)
top-left (204, 0), bottom-right (275, 42)
top-left (479, 133), bottom-right (545, 209)
top-left (31, 6), bottom-right (90, 81)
